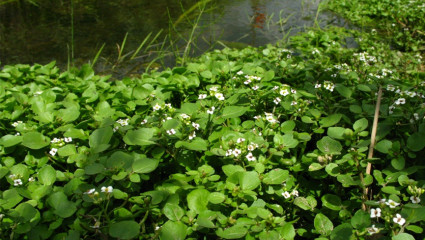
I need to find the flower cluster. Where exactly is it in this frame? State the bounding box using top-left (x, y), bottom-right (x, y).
top-left (11, 121), bottom-right (23, 127)
top-left (282, 189), bottom-right (299, 199)
top-left (49, 136), bottom-right (73, 156)
top-left (9, 174), bottom-right (23, 186)
top-left (367, 198), bottom-right (408, 235)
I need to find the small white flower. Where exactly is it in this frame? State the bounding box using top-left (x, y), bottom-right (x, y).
top-left (252, 85), bottom-right (259, 90)
top-left (280, 89), bottom-right (289, 96)
top-left (370, 208), bottom-right (381, 218)
top-left (291, 89), bottom-right (297, 94)
top-left (141, 119), bottom-right (148, 125)
top-left (315, 83), bottom-right (321, 88)
top-left (180, 114), bottom-right (190, 119)
top-left (394, 98), bottom-right (406, 105)
top-left (273, 97), bottom-right (281, 105)
top-left (192, 122), bottom-right (200, 130)
top-left (101, 186), bottom-right (113, 193)
top-left (411, 196), bottom-right (421, 204)
top-left (12, 121), bottom-right (23, 127)
top-left (225, 149), bottom-right (233, 156)
top-left (393, 213), bottom-right (406, 226)
top-left (312, 49), bottom-right (320, 55)
top-left (9, 174), bottom-right (16, 179)
top-left (237, 70), bottom-right (244, 75)
top-left (207, 106), bottom-right (215, 114)
top-left (236, 138), bottom-right (245, 143)
top-left (291, 101), bottom-right (297, 106)
top-left (247, 143), bottom-right (258, 151)
top-left (215, 93), bottom-right (225, 101)
top-left (14, 179), bottom-right (23, 186)
top-left (153, 103), bottom-right (162, 111)
top-left (34, 91), bottom-right (43, 96)
top-left (64, 137), bottom-right (72, 143)
top-left (166, 129), bottom-right (176, 135)
top-left (386, 199), bottom-right (400, 208)
top-left (233, 148), bottom-right (241, 157)
top-left (85, 188), bottom-right (96, 194)
top-left (209, 86), bottom-right (218, 92)
top-left (189, 132), bottom-right (196, 140)
top-left (282, 191), bottom-right (291, 199)
top-left (199, 94), bottom-right (207, 100)
top-left (15, 132), bottom-right (21, 136)
top-left (367, 225), bottom-right (379, 235)
top-left (244, 79), bottom-right (252, 85)
top-left (49, 148), bottom-right (58, 156)
top-left (28, 177), bottom-right (35, 182)
top-left (273, 86), bottom-right (279, 90)
top-left (246, 152), bottom-right (256, 161)
top-left (291, 190), bottom-right (299, 197)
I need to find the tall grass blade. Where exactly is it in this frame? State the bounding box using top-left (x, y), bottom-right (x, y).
top-left (117, 32), bottom-right (129, 62)
top-left (90, 43), bottom-right (105, 68)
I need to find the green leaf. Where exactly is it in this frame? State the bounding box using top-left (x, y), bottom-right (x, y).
top-left (239, 171), bottom-right (260, 191)
top-left (351, 210), bottom-right (371, 230)
top-left (317, 136), bottom-right (342, 154)
top-left (106, 151), bottom-right (133, 169)
top-left (375, 140), bottom-right (392, 153)
top-left (47, 192), bottom-right (76, 218)
top-left (0, 135), bottom-right (23, 147)
top-left (401, 205), bottom-right (425, 223)
top-left (108, 220), bottom-right (140, 240)
top-left (353, 118), bottom-right (368, 132)
top-left (208, 192), bottom-right (226, 204)
top-left (163, 203), bottom-right (184, 221)
top-left (84, 163), bottom-right (105, 175)
top-left (38, 165), bottom-right (56, 185)
top-left (262, 169), bottom-right (289, 185)
top-left (337, 174), bottom-right (359, 187)
top-left (175, 138), bottom-right (208, 151)
top-left (280, 120), bottom-right (296, 133)
top-left (330, 223), bottom-right (353, 240)
top-left (294, 196), bottom-right (317, 211)
top-left (187, 188), bottom-right (210, 213)
top-left (1, 189), bottom-right (23, 209)
top-left (221, 106), bottom-right (248, 119)
top-left (392, 233), bottom-right (415, 240)
top-left (123, 128), bottom-right (156, 146)
top-left (58, 144), bottom-right (77, 157)
top-left (216, 225), bottom-right (248, 239)
top-left (319, 114), bottom-right (342, 127)
top-left (278, 223), bottom-right (295, 240)
top-left (132, 155), bottom-right (159, 174)
top-left (405, 225), bottom-right (423, 234)
top-left (325, 163), bottom-right (340, 176)
top-left (273, 134), bottom-right (298, 148)
top-left (222, 165), bottom-right (244, 177)
top-left (314, 213), bottom-right (333, 236)
top-left (322, 194), bottom-right (342, 211)
top-left (89, 127), bottom-right (113, 153)
top-left (335, 84), bottom-right (352, 98)
top-left (160, 221), bottom-right (187, 240)
top-left (327, 127), bottom-right (345, 140)
top-left (407, 132), bottom-right (425, 151)
top-left (197, 210), bottom-right (217, 228)
top-left (15, 203), bottom-right (38, 222)
top-left (22, 132), bottom-right (50, 149)
top-left (391, 158), bottom-right (405, 170)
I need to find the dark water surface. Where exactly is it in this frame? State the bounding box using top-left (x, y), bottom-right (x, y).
top-left (0, 0), bottom-right (347, 74)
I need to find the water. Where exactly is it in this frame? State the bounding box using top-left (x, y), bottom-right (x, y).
top-left (0, 0), bottom-right (347, 75)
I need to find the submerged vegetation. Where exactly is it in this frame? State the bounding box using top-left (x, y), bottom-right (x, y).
top-left (1, 0), bottom-right (425, 239)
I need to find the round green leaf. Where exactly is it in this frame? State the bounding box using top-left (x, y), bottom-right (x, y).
top-left (163, 203), bottom-right (184, 221)
top-left (38, 165), bottom-right (56, 185)
top-left (132, 155), bottom-right (159, 174)
top-left (262, 169), bottom-right (289, 185)
top-left (22, 132), bottom-right (50, 149)
top-left (221, 106), bottom-right (248, 119)
top-left (160, 221), bottom-right (187, 240)
top-left (187, 188), bottom-right (210, 213)
top-left (407, 132), bottom-right (425, 151)
top-left (216, 225), bottom-right (248, 239)
top-left (322, 194), bottom-right (342, 211)
top-left (351, 210), bottom-right (371, 230)
top-left (0, 135), bottom-right (23, 147)
top-left (393, 233), bottom-right (415, 240)
top-left (317, 136), bottom-right (342, 154)
top-left (109, 220), bottom-right (140, 239)
top-left (314, 213), bottom-right (333, 236)
top-left (239, 171), bottom-right (260, 191)
top-left (208, 192), bottom-right (226, 204)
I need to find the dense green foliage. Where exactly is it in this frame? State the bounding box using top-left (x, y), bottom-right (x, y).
top-left (1, 1), bottom-right (425, 239)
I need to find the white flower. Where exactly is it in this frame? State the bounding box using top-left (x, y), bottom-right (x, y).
top-left (411, 196), bottom-right (421, 204)
top-left (141, 119), bottom-right (148, 125)
top-left (34, 91), bottom-right (43, 96)
top-left (28, 177), bottom-right (35, 182)
top-left (367, 225), bottom-right (379, 235)
top-left (291, 89), bottom-right (296, 94)
top-left (12, 121), bottom-right (23, 127)
top-left (166, 129), bottom-right (176, 135)
top-left (246, 152), bottom-right (256, 161)
top-left (236, 138), bottom-right (245, 143)
top-left (225, 149), bottom-right (233, 156)
top-left (101, 186), bottom-right (113, 193)
top-left (413, 113), bottom-right (420, 121)
top-left (312, 49), bottom-right (320, 55)
top-left (237, 71), bottom-right (244, 75)
top-left (386, 199), bottom-right (400, 208)
top-left (370, 208), bottom-right (381, 218)
top-left (215, 93), bottom-right (225, 101)
top-left (233, 148), bottom-right (241, 157)
top-left (209, 86), bottom-right (218, 92)
top-left (386, 84), bottom-right (395, 91)
top-left (153, 103), bottom-right (162, 111)
top-left (198, 94), bottom-right (207, 100)
top-left (282, 191), bottom-right (291, 199)
top-left (315, 83), bottom-right (321, 88)
top-left (15, 132), bottom-right (21, 136)
top-left (280, 89), bottom-right (289, 96)
top-left (64, 137), bottom-right (72, 143)
top-left (189, 132), bottom-right (196, 140)
top-left (394, 98), bottom-right (406, 105)
top-left (273, 97), bottom-right (281, 105)
top-left (49, 148), bottom-right (58, 156)
top-left (252, 85), bottom-right (259, 90)
top-left (244, 79), bottom-right (251, 85)
top-left (247, 143), bottom-right (258, 151)
top-left (393, 213), bottom-right (406, 226)
top-left (14, 179), bottom-right (23, 186)
top-left (291, 190), bottom-right (299, 197)
top-left (207, 106), bottom-right (215, 114)
top-left (191, 122), bottom-right (200, 130)
top-left (85, 188), bottom-right (96, 194)
top-left (180, 114), bottom-right (190, 119)
top-left (291, 101), bottom-right (297, 106)
top-left (273, 86), bottom-right (279, 90)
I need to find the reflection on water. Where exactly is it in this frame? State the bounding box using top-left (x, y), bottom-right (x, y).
top-left (0, 0), bottom-right (347, 74)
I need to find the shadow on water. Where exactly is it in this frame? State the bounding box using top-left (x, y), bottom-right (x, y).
top-left (0, 0), bottom-right (350, 77)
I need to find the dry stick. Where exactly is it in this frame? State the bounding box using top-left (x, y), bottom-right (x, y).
top-left (362, 85), bottom-right (383, 211)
